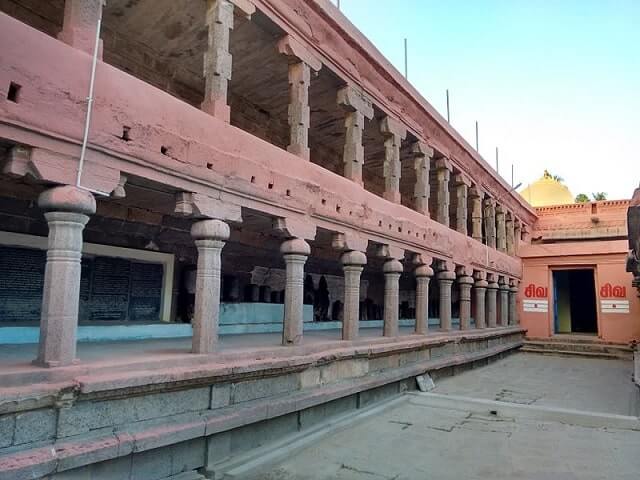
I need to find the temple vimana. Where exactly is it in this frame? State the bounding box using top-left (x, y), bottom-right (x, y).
top-left (0, 1), bottom-right (638, 479)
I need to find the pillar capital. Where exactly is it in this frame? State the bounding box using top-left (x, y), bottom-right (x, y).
top-left (331, 232), bottom-right (368, 252)
top-left (340, 250), bottom-right (367, 267)
top-left (337, 86), bottom-right (374, 118)
top-left (436, 270), bottom-right (456, 282)
top-left (58, 0), bottom-right (104, 56)
top-left (273, 217), bottom-right (316, 241)
top-left (191, 219), bottom-right (231, 241)
top-left (383, 258), bottom-right (403, 274)
top-left (453, 172), bottom-right (472, 187)
top-left (434, 157), bottom-right (452, 172)
top-left (38, 185), bottom-right (96, 215)
top-left (457, 275), bottom-right (474, 286)
top-left (280, 238), bottom-right (311, 256)
top-left (377, 244), bottom-right (404, 261)
top-left (415, 264), bottom-right (434, 278)
top-left (277, 35), bottom-right (322, 71)
top-left (474, 278), bottom-right (489, 289)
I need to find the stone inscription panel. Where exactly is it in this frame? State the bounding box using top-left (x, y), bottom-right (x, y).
top-left (0, 246), bottom-right (163, 323)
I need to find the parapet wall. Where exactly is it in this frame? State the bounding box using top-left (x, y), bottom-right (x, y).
top-left (0, 328), bottom-right (523, 479)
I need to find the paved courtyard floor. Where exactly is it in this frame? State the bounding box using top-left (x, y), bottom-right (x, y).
top-left (245, 353), bottom-right (640, 480)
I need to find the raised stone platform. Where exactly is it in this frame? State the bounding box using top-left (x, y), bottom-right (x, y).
top-left (0, 326), bottom-right (523, 480)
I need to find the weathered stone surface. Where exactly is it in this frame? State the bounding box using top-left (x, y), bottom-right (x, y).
top-left (131, 447), bottom-right (173, 480)
top-left (14, 409), bottom-right (56, 445)
top-left (205, 431), bottom-right (232, 467)
top-left (170, 438), bottom-right (206, 475)
top-left (0, 414), bottom-right (15, 448)
top-left (299, 395), bottom-right (357, 430)
top-left (358, 382), bottom-right (399, 408)
top-left (231, 374), bottom-right (299, 404)
top-left (430, 342), bottom-right (455, 359)
top-left (58, 388), bottom-right (210, 437)
top-left (210, 384), bottom-right (231, 409)
top-left (230, 413), bottom-right (298, 455)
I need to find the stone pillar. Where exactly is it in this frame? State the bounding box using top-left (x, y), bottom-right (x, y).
top-left (411, 142), bottom-right (433, 216)
top-left (453, 174), bottom-right (471, 235)
top-left (496, 204), bottom-right (507, 253)
top-left (202, 0), bottom-right (248, 122)
top-left (286, 62), bottom-right (311, 159)
top-left (337, 86), bottom-right (374, 185)
top-left (437, 270), bottom-right (456, 331)
top-left (514, 219), bottom-right (522, 255)
top-left (434, 158), bottom-right (452, 227)
top-left (498, 276), bottom-right (510, 326)
top-left (486, 275), bottom-right (499, 328)
top-left (341, 250), bottom-right (366, 340)
top-left (469, 186), bottom-right (483, 242)
top-left (380, 117), bottom-right (407, 204)
top-left (473, 274), bottom-right (488, 329)
top-left (58, 0), bottom-right (104, 56)
top-left (457, 274), bottom-right (474, 330)
top-left (281, 238), bottom-right (311, 345)
top-left (191, 219), bottom-right (230, 354)
top-left (383, 259), bottom-right (403, 337)
top-left (509, 279), bottom-right (519, 325)
top-left (278, 36), bottom-right (322, 160)
top-left (249, 284), bottom-right (260, 302)
top-left (36, 186), bottom-right (96, 367)
top-left (414, 264), bottom-right (434, 335)
top-left (483, 198), bottom-right (496, 248)
top-left (506, 213), bottom-right (515, 256)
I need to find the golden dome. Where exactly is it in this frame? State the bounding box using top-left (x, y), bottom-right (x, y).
top-left (519, 171), bottom-right (574, 207)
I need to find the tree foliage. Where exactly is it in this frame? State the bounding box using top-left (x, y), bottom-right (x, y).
top-left (575, 193), bottom-right (590, 203)
top-left (592, 192), bottom-right (607, 201)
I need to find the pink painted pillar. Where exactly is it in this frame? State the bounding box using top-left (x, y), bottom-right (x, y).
top-left (36, 186), bottom-right (96, 367)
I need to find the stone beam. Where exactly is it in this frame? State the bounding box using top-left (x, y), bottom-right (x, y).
top-left (411, 141), bottom-right (434, 216)
top-left (331, 232), bottom-right (368, 253)
top-left (273, 217), bottom-right (317, 241)
top-left (337, 86), bottom-right (374, 185)
top-left (174, 192), bottom-right (242, 223)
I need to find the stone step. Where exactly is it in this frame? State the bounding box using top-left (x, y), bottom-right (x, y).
top-left (527, 336), bottom-right (628, 346)
top-left (521, 345), bottom-right (632, 360)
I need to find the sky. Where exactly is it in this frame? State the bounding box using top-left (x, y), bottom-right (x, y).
top-left (334, 0), bottom-right (640, 201)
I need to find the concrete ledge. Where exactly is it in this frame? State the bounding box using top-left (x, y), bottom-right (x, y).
top-left (0, 341), bottom-right (521, 479)
top-left (409, 392), bottom-right (640, 431)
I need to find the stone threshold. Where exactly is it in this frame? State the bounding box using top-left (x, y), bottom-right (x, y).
top-left (0, 341), bottom-right (521, 479)
top-left (0, 327), bottom-right (524, 404)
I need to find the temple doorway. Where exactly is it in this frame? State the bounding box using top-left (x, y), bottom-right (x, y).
top-left (552, 269), bottom-right (598, 334)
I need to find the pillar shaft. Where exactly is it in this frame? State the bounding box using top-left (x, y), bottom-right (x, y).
top-left (437, 271), bottom-right (456, 331)
top-left (58, 0), bottom-right (103, 55)
top-left (414, 265), bottom-right (434, 335)
top-left (453, 176), bottom-right (470, 235)
top-left (380, 117), bottom-right (407, 204)
top-left (36, 186), bottom-right (95, 367)
top-left (338, 87), bottom-right (373, 185)
top-left (412, 143), bottom-right (433, 216)
top-left (496, 206), bottom-right (507, 253)
top-left (498, 280), bottom-right (509, 326)
top-left (202, 0), bottom-right (234, 121)
top-left (287, 62), bottom-right (311, 159)
top-left (474, 280), bottom-right (488, 329)
top-left (191, 220), bottom-right (229, 354)
top-left (383, 259), bottom-right (403, 337)
top-left (486, 281), bottom-right (498, 328)
top-left (435, 160), bottom-right (451, 227)
top-left (341, 251), bottom-right (366, 340)
top-left (483, 199), bottom-right (496, 248)
top-left (509, 284), bottom-right (519, 325)
top-left (470, 191), bottom-right (483, 242)
top-left (281, 239), bottom-right (310, 345)
top-left (458, 276), bottom-right (473, 330)
top-left (506, 216), bottom-right (515, 256)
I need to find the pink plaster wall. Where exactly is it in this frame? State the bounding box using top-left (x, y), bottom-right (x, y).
top-left (520, 240), bottom-right (640, 343)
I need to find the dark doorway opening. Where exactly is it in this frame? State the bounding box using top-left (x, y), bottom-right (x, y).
top-left (553, 269), bottom-right (598, 334)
